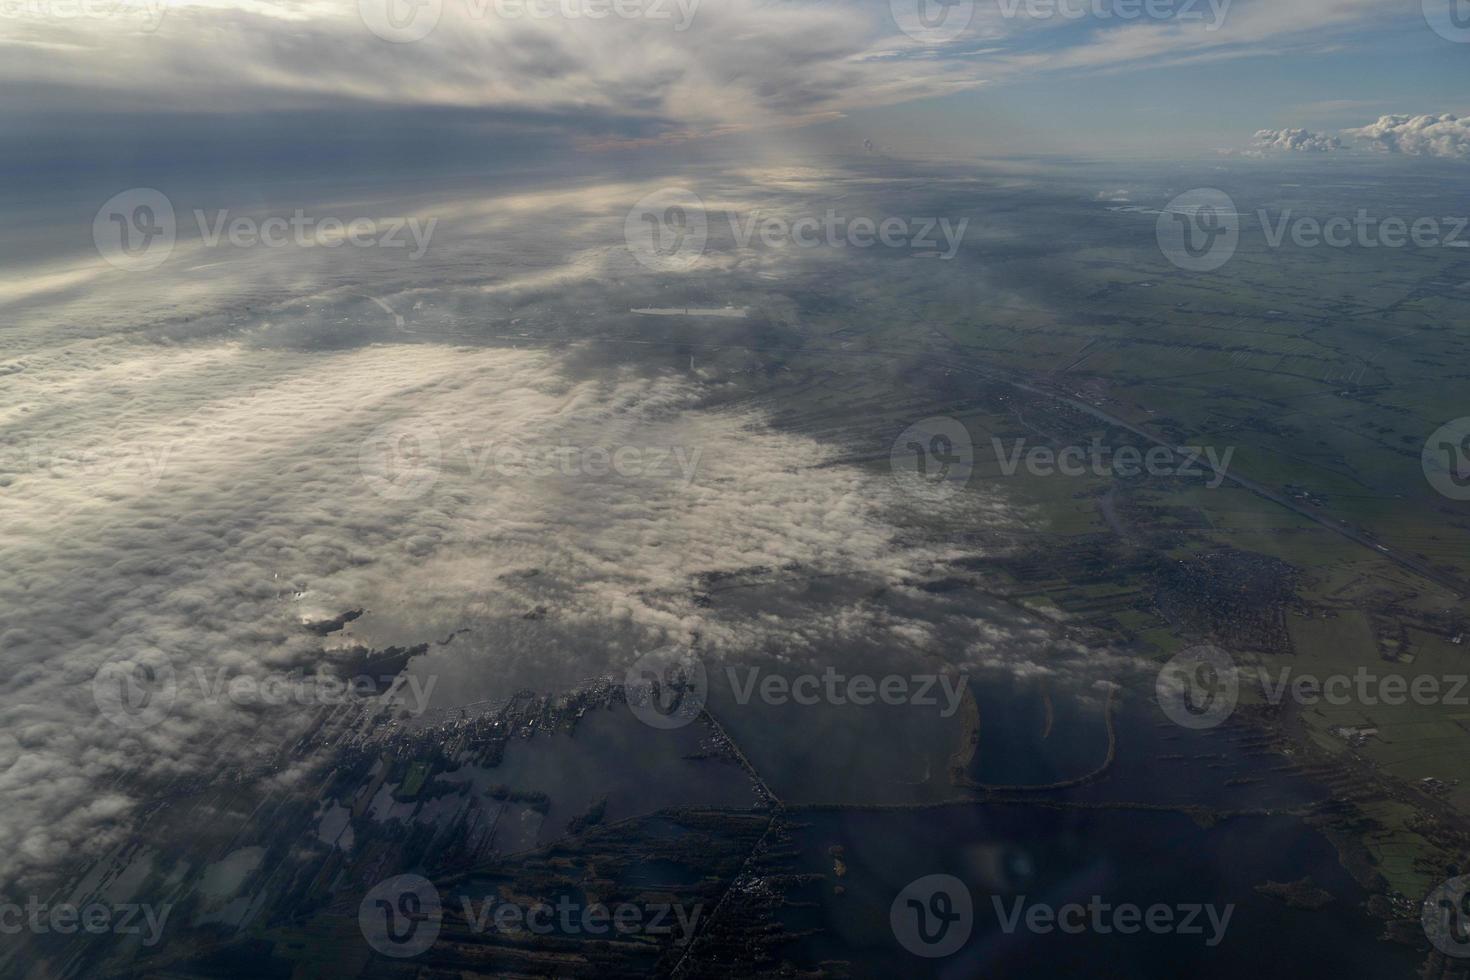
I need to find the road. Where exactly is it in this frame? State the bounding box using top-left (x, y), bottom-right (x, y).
top-left (980, 367), bottom-right (1467, 599)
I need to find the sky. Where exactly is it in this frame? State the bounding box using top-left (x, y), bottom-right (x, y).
top-left (1, 0), bottom-right (1468, 172)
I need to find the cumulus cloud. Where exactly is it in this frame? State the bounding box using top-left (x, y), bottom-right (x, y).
top-left (1251, 128), bottom-right (1342, 153)
top-left (1343, 113), bottom-right (1470, 160)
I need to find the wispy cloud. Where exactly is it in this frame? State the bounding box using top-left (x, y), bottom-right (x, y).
top-left (0, 0), bottom-right (1418, 145)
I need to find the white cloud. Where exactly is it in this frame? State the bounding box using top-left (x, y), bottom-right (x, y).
top-left (0, 177), bottom-right (1029, 883)
top-left (0, 0), bottom-right (982, 139)
top-left (1343, 113), bottom-right (1470, 160)
top-left (0, 0), bottom-right (1420, 145)
top-left (1251, 127), bottom-right (1342, 152)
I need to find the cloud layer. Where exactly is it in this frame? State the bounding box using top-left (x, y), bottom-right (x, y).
top-left (0, 0), bottom-right (981, 140)
top-left (0, 170), bottom-right (1040, 886)
top-left (0, 0), bottom-right (1422, 149)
